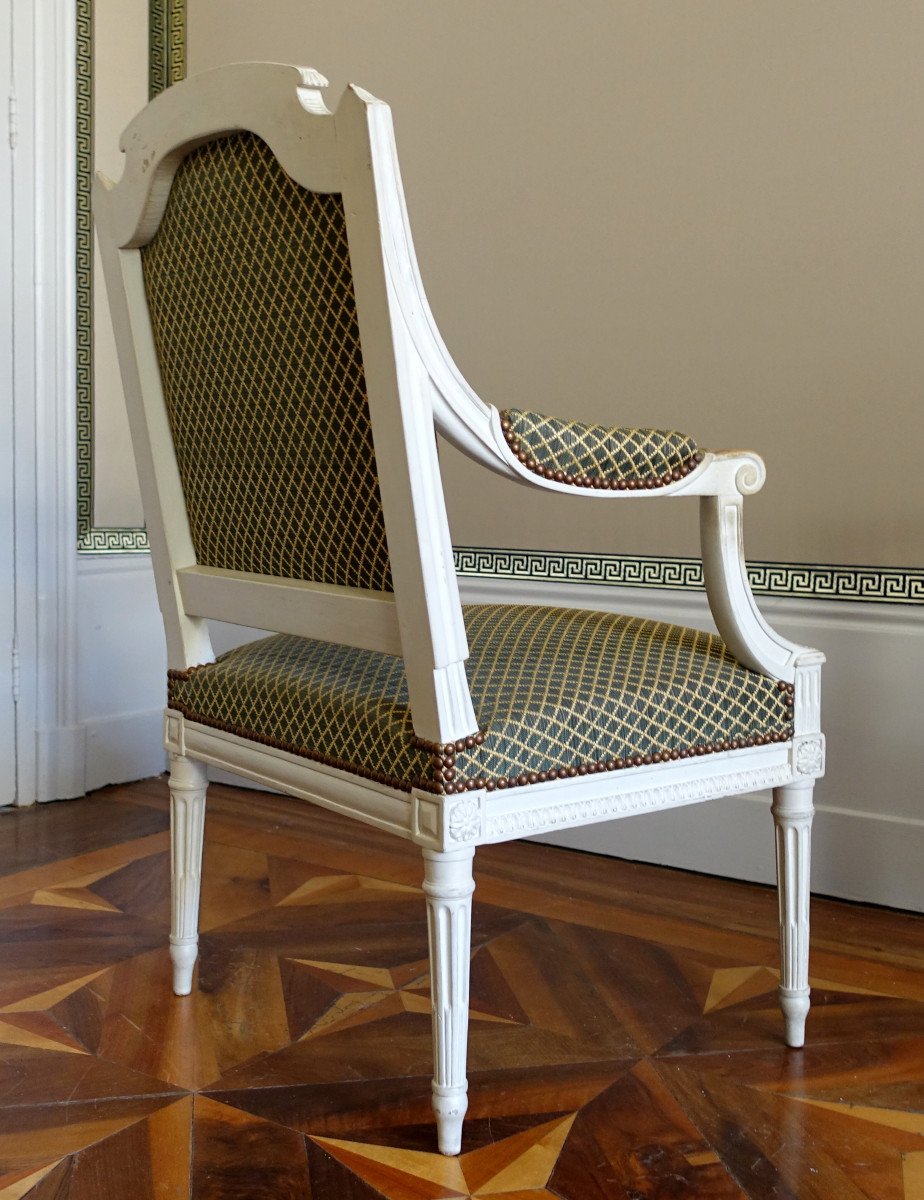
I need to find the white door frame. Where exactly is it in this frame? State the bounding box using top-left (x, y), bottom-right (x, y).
top-left (0, 0), bottom-right (15, 805)
top-left (5, 0), bottom-right (84, 806)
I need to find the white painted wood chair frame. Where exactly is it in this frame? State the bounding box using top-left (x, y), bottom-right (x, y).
top-left (94, 63), bottom-right (825, 1155)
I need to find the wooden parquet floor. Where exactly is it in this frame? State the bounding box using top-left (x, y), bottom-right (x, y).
top-left (0, 778), bottom-right (922, 1199)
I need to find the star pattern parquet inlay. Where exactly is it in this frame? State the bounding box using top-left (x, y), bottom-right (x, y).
top-left (0, 778), bottom-right (922, 1198)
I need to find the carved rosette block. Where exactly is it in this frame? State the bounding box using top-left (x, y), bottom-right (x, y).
top-left (168, 753), bottom-right (208, 996)
top-left (422, 847), bottom-right (475, 1155)
top-left (771, 781), bottom-right (814, 1047)
top-left (447, 797), bottom-right (482, 843)
top-left (793, 734), bottom-right (825, 778)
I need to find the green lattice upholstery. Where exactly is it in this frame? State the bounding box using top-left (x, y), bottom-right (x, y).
top-left (500, 409), bottom-right (700, 488)
top-left (141, 131), bottom-right (392, 591)
top-left (168, 605), bottom-right (793, 793)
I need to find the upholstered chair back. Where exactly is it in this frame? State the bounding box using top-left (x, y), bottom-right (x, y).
top-left (140, 130), bottom-right (393, 592)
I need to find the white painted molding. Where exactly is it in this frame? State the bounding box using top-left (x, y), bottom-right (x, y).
top-left (82, 707), bottom-right (165, 793)
top-left (76, 553), bottom-right (167, 792)
top-left (0, 0), bottom-right (16, 806)
top-left (8, 0), bottom-right (80, 805)
top-left (36, 724), bottom-right (87, 803)
top-left (458, 572), bottom-right (924, 634)
top-left (484, 754), bottom-right (793, 844)
top-left (537, 790), bottom-right (924, 914)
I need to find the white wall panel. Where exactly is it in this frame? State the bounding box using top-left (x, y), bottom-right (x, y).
top-left (0, 0), bottom-right (16, 806)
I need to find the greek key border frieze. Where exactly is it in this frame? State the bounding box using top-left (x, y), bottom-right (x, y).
top-left (148, 0), bottom-right (187, 100)
top-left (76, 0), bottom-right (187, 554)
top-left (455, 547), bottom-right (924, 607)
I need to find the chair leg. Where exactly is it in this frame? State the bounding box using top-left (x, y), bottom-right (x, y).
top-left (771, 780), bottom-right (814, 1047)
top-left (168, 753), bottom-right (208, 996)
top-left (422, 846), bottom-right (475, 1156)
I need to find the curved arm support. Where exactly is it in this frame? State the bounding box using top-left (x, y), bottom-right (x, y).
top-left (348, 90), bottom-right (510, 478)
top-left (356, 88), bottom-right (791, 513)
top-left (700, 493), bottom-right (807, 681)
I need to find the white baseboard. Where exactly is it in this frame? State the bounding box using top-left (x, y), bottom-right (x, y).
top-left (534, 791), bottom-right (924, 913)
top-left (82, 708), bottom-right (166, 793)
top-left (35, 723), bottom-right (87, 802)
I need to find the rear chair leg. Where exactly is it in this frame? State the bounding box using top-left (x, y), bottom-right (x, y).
top-left (169, 753), bottom-right (208, 995)
top-left (772, 781), bottom-right (814, 1047)
top-left (423, 847), bottom-right (475, 1156)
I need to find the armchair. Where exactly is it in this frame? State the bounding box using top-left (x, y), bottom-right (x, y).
top-left (93, 62), bottom-right (825, 1156)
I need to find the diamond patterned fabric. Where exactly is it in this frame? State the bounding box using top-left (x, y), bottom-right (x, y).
top-left (501, 408), bottom-right (698, 484)
top-left (140, 132), bottom-right (392, 591)
top-left (167, 605), bottom-right (792, 793)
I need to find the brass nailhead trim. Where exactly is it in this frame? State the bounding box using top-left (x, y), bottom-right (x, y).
top-left (777, 679), bottom-right (796, 708)
top-left (168, 663), bottom-right (214, 683)
top-left (167, 700), bottom-right (413, 793)
top-left (424, 724), bottom-right (794, 795)
top-left (499, 412), bottom-right (704, 490)
top-left (170, 676), bottom-right (793, 798)
top-left (408, 729), bottom-right (487, 795)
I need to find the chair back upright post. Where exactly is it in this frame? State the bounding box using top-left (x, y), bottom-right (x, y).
top-left (335, 84), bottom-right (478, 746)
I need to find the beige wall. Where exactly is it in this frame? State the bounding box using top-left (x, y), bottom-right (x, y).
top-left (93, 0), bottom-right (148, 527)
top-left (184, 1), bottom-right (924, 567)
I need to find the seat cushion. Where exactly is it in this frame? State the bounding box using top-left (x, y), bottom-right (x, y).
top-left (499, 409), bottom-right (700, 489)
top-left (167, 604), bottom-right (793, 794)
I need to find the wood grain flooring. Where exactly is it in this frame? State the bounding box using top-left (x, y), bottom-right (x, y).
top-left (0, 777), bottom-right (922, 1199)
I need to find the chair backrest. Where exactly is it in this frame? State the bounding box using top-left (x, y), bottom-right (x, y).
top-left (139, 129), bottom-right (392, 592)
top-left (93, 63), bottom-right (478, 745)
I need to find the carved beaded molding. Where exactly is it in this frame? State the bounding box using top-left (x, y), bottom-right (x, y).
top-left (499, 412), bottom-right (704, 491)
top-left (485, 762), bottom-right (794, 841)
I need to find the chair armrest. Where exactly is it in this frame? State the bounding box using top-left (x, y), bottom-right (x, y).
top-left (499, 408), bottom-right (702, 490)
top-left (450, 405), bottom-right (820, 682)
top-left (485, 405), bottom-right (767, 500)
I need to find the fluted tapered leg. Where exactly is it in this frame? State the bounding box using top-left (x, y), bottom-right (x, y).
top-left (772, 780), bottom-right (814, 1047)
top-left (169, 753), bottom-right (208, 996)
top-left (422, 846), bottom-right (475, 1156)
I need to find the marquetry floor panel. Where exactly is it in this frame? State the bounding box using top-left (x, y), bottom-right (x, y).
top-left (0, 780), bottom-right (922, 1199)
